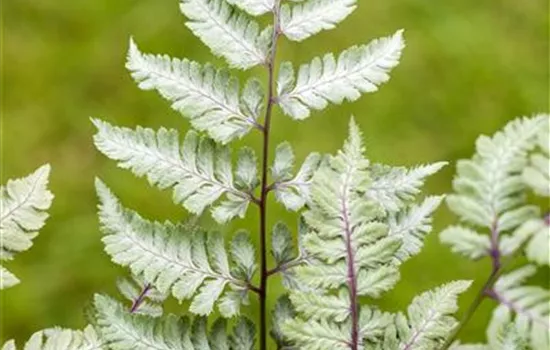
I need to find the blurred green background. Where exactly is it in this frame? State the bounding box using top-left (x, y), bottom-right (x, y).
top-left (1, 0), bottom-right (548, 346)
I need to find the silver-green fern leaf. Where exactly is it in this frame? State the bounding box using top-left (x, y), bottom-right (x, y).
top-left (94, 294), bottom-right (255, 350)
top-left (126, 39), bottom-right (264, 144)
top-left (277, 30), bottom-right (405, 120)
top-left (96, 180), bottom-right (257, 317)
top-left (279, 0), bottom-right (357, 42)
top-left (93, 120), bottom-right (258, 223)
top-left (281, 118), bottom-right (466, 349)
top-left (440, 114), bottom-right (550, 350)
top-left (0, 164), bottom-right (53, 289)
top-left (180, 0), bottom-right (272, 69)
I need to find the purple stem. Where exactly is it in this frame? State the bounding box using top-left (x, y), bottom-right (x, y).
top-left (257, 2), bottom-right (282, 349)
top-left (130, 283), bottom-right (152, 313)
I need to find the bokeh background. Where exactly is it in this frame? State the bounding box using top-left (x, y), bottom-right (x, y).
top-left (1, 0), bottom-right (549, 347)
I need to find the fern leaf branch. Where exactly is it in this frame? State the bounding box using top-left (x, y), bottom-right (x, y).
top-left (126, 40), bottom-right (264, 143)
top-left (180, 0), bottom-right (271, 69)
top-left (93, 120), bottom-right (257, 223)
top-left (280, 0), bottom-right (357, 41)
top-left (277, 30), bottom-right (404, 119)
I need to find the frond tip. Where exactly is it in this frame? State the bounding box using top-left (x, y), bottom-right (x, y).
top-left (277, 30), bottom-right (405, 119)
top-left (180, 0), bottom-right (272, 69)
top-left (280, 0), bottom-right (357, 41)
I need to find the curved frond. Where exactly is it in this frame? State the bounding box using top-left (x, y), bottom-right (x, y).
top-left (0, 164), bottom-right (53, 289)
top-left (93, 120), bottom-right (257, 223)
top-left (277, 30), bottom-right (404, 119)
top-left (96, 181), bottom-right (256, 317)
top-left (280, 0), bottom-right (357, 41)
top-left (180, 0), bottom-right (271, 69)
top-left (126, 40), bottom-right (263, 143)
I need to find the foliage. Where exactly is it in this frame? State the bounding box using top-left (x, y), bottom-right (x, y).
top-left (7, 0), bottom-right (548, 349)
top-left (0, 165), bottom-right (53, 289)
top-left (440, 115), bottom-right (550, 350)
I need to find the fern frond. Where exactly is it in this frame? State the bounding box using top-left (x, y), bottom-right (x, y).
top-left (93, 120), bottom-right (257, 223)
top-left (486, 266), bottom-right (550, 350)
top-left (280, 0), bottom-right (357, 41)
top-left (296, 118), bottom-right (401, 295)
top-left (388, 195), bottom-right (444, 262)
top-left (446, 115), bottom-right (546, 230)
top-left (96, 180), bottom-right (256, 317)
top-left (277, 30), bottom-right (404, 119)
top-left (94, 294), bottom-right (255, 349)
top-left (0, 164), bottom-right (53, 289)
top-left (441, 115), bottom-right (548, 263)
top-left (522, 118), bottom-right (550, 197)
top-left (367, 162), bottom-right (447, 212)
top-left (387, 281), bottom-right (472, 350)
top-left (2, 325), bottom-right (104, 350)
top-left (180, 0), bottom-right (271, 69)
top-left (126, 40), bottom-right (263, 143)
top-left (225, 0), bottom-right (274, 16)
top-left (284, 118), bottom-right (405, 349)
top-left (271, 143), bottom-right (322, 211)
